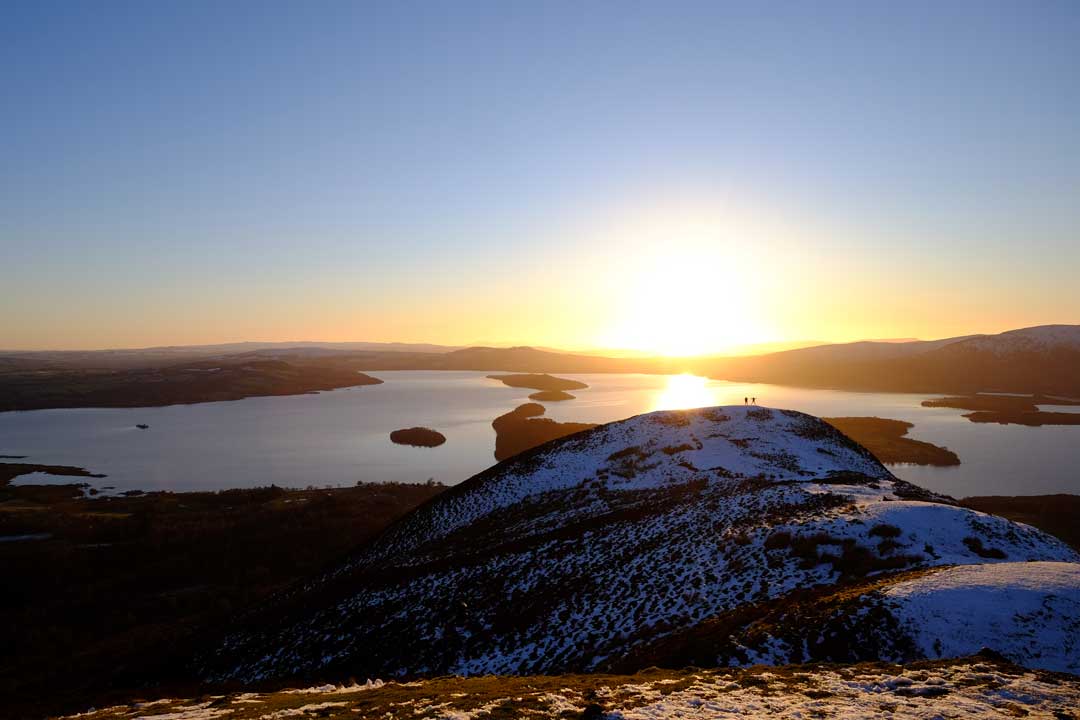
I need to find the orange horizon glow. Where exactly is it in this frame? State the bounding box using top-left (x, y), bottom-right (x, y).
top-left (7, 319), bottom-right (1069, 356)
top-left (3, 195), bottom-right (1075, 354)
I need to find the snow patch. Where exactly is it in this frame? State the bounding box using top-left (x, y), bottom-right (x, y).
top-left (884, 562), bottom-right (1080, 673)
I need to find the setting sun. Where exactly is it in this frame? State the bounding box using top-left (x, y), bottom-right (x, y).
top-left (600, 249), bottom-right (770, 357)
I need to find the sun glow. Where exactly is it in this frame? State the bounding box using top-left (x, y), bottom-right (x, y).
top-left (584, 198), bottom-right (792, 357)
top-left (600, 252), bottom-right (770, 357)
top-left (652, 373), bottom-right (719, 411)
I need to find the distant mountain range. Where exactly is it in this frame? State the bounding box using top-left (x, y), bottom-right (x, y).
top-left (321, 324), bottom-right (1080, 395)
top-left (0, 341), bottom-right (465, 370)
top-left (2, 324), bottom-right (1077, 397)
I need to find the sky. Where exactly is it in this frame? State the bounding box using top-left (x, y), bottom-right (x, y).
top-left (2, 1), bottom-right (1078, 354)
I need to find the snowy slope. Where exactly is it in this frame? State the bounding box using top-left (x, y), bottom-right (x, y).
top-left (362, 405), bottom-right (895, 561)
top-left (200, 406), bottom-right (1078, 683)
top-left (885, 562), bottom-right (1080, 673)
top-left (639, 562), bottom-right (1080, 674)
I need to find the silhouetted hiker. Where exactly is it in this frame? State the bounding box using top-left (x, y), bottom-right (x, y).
top-left (744, 397), bottom-right (748, 405)
top-left (752, 397), bottom-right (757, 404)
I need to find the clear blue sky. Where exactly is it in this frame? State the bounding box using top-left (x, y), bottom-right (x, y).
top-left (3, 1), bottom-right (1078, 351)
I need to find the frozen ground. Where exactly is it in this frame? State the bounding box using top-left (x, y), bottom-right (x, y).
top-left (63, 657), bottom-right (1080, 719)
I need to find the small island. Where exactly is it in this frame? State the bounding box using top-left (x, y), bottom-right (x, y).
top-left (389, 427), bottom-right (447, 448)
top-left (923, 394), bottom-right (1080, 426)
top-left (528, 390), bottom-right (576, 401)
top-left (492, 403), bottom-right (596, 461)
top-left (487, 373), bottom-right (589, 392)
top-left (823, 416), bottom-right (960, 466)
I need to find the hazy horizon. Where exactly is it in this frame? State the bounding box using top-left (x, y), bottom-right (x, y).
top-left (4, 1), bottom-right (1079, 354)
top-left (2, 323), bottom-right (1075, 356)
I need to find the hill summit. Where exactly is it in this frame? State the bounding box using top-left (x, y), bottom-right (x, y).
top-left (201, 406), bottom-right (1079, 682)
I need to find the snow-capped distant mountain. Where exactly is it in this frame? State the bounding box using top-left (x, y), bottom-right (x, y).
top-left (200, 406), bottom-right (1078, 683)
top-left (709, 324), bottom-right (1080, 394)
top-left (949, 324), bottom-right (1080, 355)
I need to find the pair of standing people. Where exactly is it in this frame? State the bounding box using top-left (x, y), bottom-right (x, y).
top-left (743, 396), bottom-right (756, 405)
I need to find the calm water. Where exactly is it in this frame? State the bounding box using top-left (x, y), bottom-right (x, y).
top-left (1, 371), bottom-right (1077, 498)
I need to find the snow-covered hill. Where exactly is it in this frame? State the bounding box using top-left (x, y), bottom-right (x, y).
top-left (200, 406), bottom-right (1079, 683)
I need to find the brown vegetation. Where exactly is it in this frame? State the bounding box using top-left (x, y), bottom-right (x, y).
top-left (823, 417), bottom-right (960, 466)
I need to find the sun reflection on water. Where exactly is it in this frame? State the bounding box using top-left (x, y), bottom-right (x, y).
top-left (652, 373), bottom-right (719, 411)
